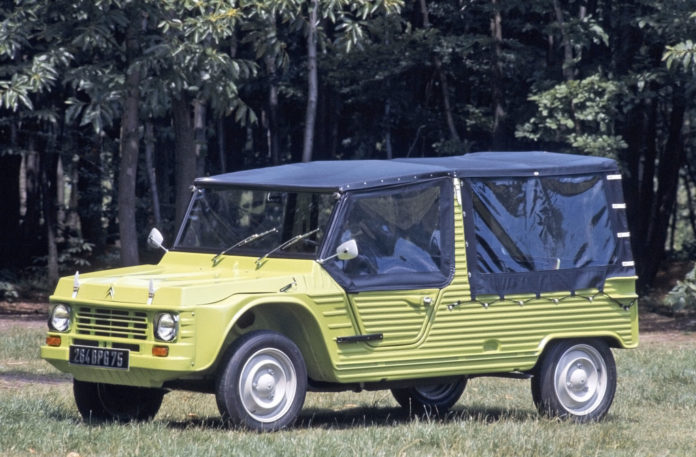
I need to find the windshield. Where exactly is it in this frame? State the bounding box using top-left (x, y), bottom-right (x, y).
top-left (174, 187), bottom-right (336, 257)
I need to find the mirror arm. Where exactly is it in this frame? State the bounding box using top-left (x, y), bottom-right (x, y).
top-left (317, 253), bottom-right (337, 265)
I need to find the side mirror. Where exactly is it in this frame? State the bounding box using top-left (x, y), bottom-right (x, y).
top-left (336, 239), bottom-right (358, 260)
top-left (318, 239), bottom-right (358, 264)
top-left (147, 228), bottom-right (168, 252)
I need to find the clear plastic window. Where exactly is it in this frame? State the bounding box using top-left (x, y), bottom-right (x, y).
top-left (469, 174), bottom-right (617, 273)
top-left (330, 183), bottom-right (444, 278)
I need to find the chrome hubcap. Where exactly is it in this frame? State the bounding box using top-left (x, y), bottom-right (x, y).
top-left (554, 344), bottom-right (607, 415)
top-left (239, 348), bottom-right (297, 423)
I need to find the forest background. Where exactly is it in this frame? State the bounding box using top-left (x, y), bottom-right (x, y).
top-left (1, 0), bottom-right (695, 308)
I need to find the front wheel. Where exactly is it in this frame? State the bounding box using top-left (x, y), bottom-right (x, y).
top-left (391, 378), bottom-right (467, 416)
top-left (73, 380), bottom-right (164, 423)
top-left (531, 339), bottom-right (616, 422)
top-left (215, 330), bottom-right (307, 431)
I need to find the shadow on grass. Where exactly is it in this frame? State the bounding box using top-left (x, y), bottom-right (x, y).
top-left (162, 404), bottom-right (539, 432)
top-left (0, 369), bottom-right (71, 386)
top-left (296, 405), bottom-right (539, 430)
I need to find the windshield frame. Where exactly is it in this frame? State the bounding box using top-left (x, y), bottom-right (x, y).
top-left (172, 185), bottom-right (339, 260)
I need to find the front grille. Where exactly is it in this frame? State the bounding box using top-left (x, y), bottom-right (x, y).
top-left (75, 307), bottom-right (148, 340)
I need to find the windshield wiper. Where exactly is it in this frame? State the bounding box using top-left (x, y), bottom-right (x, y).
top-left (212, 227), bottom-right (278, 266)
top-left (256, 228), bottom-right (320, 267)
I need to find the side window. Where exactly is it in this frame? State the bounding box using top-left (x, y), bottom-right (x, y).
top-left (470, 175), bottom-right (617, 273)
top-left (323, 179), bottom-right (454, 292)
top-left (462, 173), bottom-right (630, 298)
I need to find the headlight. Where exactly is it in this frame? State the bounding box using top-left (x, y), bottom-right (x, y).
top-left (49, 304), bottom-right (71, 332)
top-left (154, 313), bottom-right (178, 342)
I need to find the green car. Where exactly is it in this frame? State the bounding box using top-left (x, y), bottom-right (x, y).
top-left (41, 151), bottom-right (638, 431)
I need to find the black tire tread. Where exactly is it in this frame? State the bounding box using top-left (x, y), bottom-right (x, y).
top-left (391, 378), bottom-right (467, 416)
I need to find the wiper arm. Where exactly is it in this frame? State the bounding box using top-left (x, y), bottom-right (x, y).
top-left (256, 228), bottom-right (320, 267)
top-left (212, 227), bottom-right (278, 266)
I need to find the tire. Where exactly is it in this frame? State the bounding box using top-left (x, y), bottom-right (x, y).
top-left (73, 380), bottom-right (164, 423)
top-left (532, 339), bottom-right (616, 422)
top-left (215, 330), bottom-right (307, 431)
top-left (391, 378), bottom-right (467, 416)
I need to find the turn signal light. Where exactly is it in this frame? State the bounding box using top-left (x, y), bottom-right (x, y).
top-left (152, 346), bottom-right (169, 357)
top-left (46, 336), bottom-right (62, 347)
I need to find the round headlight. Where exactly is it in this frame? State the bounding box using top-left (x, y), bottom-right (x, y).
top-left (50, 304), bottom-right (71, 332)
top-left (155, 313), bottom-right (178, 342)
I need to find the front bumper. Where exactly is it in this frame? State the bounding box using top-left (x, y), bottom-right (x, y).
top-left (40, 344), bottom-right (195, 388)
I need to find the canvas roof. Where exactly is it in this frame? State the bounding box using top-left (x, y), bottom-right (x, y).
top-left (195, 151), bottom-right (618, 192)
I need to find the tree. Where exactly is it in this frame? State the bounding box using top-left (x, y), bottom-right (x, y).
top-left (156, 0), bottom-right (257, 224)
top-left (118, 8), bottom-right (146, 266)
top-left (0, 0), bottom-right (74, 282)
top-left (265, 0), bottom-right (403, 163)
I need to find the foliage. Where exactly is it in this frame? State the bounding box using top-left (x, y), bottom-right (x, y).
top-left (0, 270), bottom-right (19, 301)
top-left (154, 0), bottom-right (258, 121)
top-left (664, 39), bottom-right (696, 74)
top-left (516, 75), bottom-right (627, 158)
top-left (661, 11), bottom-right (696, 73)
top-left (664, 264), bottom-right (696, 312)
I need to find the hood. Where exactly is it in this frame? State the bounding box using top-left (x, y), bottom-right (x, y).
top-left (52, 252), bottom-right (315, 307)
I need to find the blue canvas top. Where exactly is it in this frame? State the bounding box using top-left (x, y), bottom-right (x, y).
top-left (195, 151), bottom-right (618, 192)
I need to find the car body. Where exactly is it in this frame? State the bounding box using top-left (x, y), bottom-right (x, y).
top-left (41, 151), bottom-right (638, 430)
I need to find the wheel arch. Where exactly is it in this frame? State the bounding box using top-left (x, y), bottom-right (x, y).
top-left (532, 334), bottom-right (622, 373)
top-left (217, 298), bottom-right (334, 382)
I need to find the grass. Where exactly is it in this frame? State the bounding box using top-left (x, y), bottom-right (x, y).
top-left (1, 325), bottom-right (695, 457)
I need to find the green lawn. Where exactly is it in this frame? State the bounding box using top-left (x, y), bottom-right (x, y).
top-left (1, 323), bottom-right (694, 457)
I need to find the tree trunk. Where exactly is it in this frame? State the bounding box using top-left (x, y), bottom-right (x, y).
top-left (490, 0), bottom-right (507, 149)
top-left (217, 118), bottom-right (227, 172)
top-left (77, 137), bottom-right (106, 250)
top-left (41, 159), bottom-right (59, 284)
top-left (684, 162), bottom-right (696, 238)
top-left (419, 0), bottom-right (460, 143)
top-left (639, 89), bottom-right (686, 289)
top-left (144, 121), bottom-right (162, 228)
top-left (265, 35), bottom-right (281, 165)
top-left (437, 69), bottom-right (460, 143)
top-left (193, 99), bottom-right (207, 176)
top-left (552, 0), bottom-right (575, 81)
top-left (302, 0), bottom-right (319, 163)
top-left (384, 98), bottom-right (393, 159)
top-left (42, 123), bottom-right (60, 284)
top-left (118, 17), bottom-right (143, 267)
top-left (56, 155), bottom-right (65, 234)
top-left (21, 138), bottom-right (42, 257)
top-left (173, 94), bottom-right (197, 225)
top-left (65, 153), bottom-right (82, 238)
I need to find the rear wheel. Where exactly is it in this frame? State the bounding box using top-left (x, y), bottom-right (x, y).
top-left (215, 330), bottom-right (307, 431)
top-left (73, 380), bottom-right (164, 423)
top-left (391, 378), bottom-right (467, 416)
top-left (532, 339), bottom-right (616, 422)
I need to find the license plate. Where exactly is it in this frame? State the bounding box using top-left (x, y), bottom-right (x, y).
top-left (69, 345), bottom-right (130, 370)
